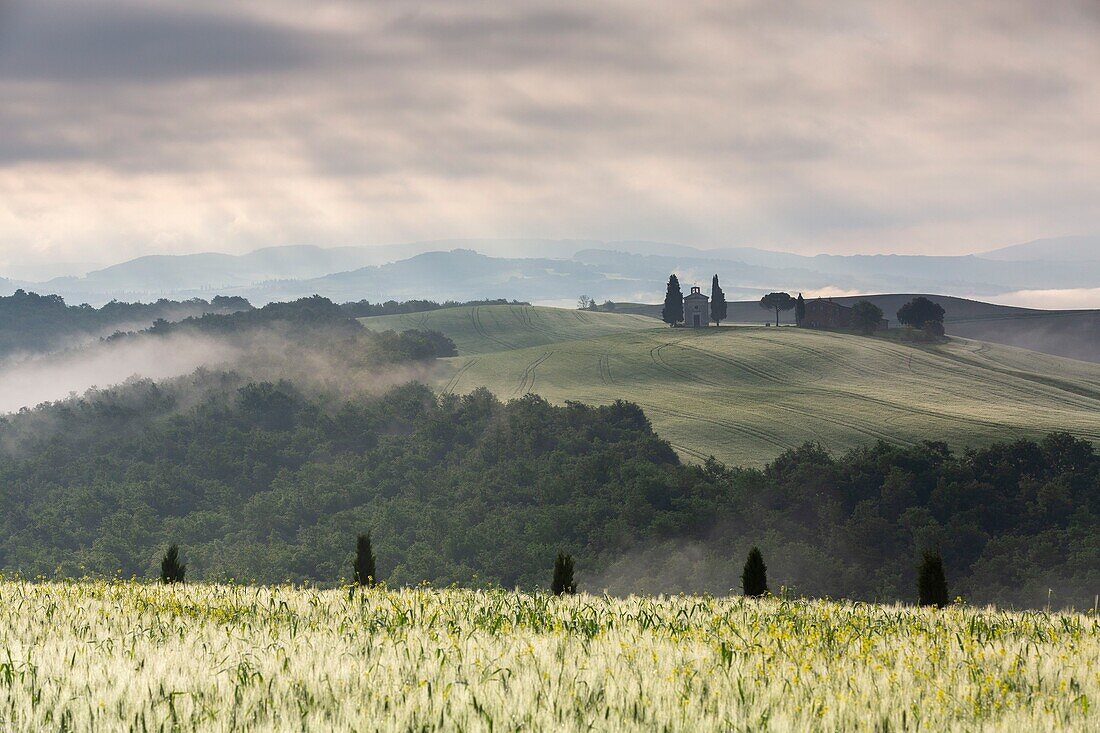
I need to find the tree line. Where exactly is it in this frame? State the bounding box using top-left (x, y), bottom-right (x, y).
top-left (0, 290), bottom-right (251, 357)
top-left (110, 294), bottom-right (459, 362)
top-left (0, 375), bottom-right (1094, 608)
top-left (163, 530), bottom-right (953, 607)
top-left (660, 275), bottom-right (947, 338)
top-left (0, 290), bottom-right (485, 360)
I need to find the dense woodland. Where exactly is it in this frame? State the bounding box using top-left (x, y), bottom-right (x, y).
top-left (115, 295), bottom-right (458, 362)
top-left (0, 290), bottom-right (251, 356)
top-left (0, 291), bottom-right (490, 360)
top-left (0, 373), bottom-right (1094, 608)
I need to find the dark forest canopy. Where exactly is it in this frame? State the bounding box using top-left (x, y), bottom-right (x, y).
top-left (0, 376), bottom-right (1094, 609)
top-left (108, 295), bottom-right (459, 364)
top-left (0, 291), bottom-right (498, 359)
top-left (0, 290), bottom-right (251, 357)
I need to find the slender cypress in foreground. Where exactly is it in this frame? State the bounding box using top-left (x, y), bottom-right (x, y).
top-left (551, 552), bottom-right (576, 595)
top-left (918, 552), bottom-right (949, 608)
top-left (742, 547), bottom-right (768, 597)
top-left (160, 544), bottom-right (186, 584)
top-left (354, 533), bottom-right (378, 587)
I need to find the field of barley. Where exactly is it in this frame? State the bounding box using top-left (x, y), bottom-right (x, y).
top-left (0, 581), bottom-right (1096, 731)
top-left (360, 305), bottom-right (1100, 467)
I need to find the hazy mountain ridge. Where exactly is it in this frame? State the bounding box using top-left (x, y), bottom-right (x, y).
top-left (979, 235), bottom-right (1100, 262)
top-left (1, 237), bottom-right (1097, 307)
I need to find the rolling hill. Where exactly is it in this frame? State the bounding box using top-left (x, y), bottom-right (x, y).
top-left (615, 295), bottom-right (1100, 363)
top-left (361, 305), bottom-right (1100, 467)
top-left (359, 303), bottom-right (657, 355)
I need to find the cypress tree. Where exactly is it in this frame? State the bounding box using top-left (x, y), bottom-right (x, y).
top-left (160, 544), bottom-right (186, 584)
top-left (917, 552), bottom-right (949, 607)
top-left (661, 275), bottom-right (684, 326)
top-left (710, 274), bottom-right (728, 326)
top-left (354, 533), bottom-right (378, 587)
top-left (551, 552), bottom-right (576, 595)
top-left (795, 293), bottom-right (806, 326)
top-left (741, 546), bottom-right (768, 597)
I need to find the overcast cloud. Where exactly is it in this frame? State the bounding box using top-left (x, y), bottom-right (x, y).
top-left (0, 0), bottom-right (1098, 271)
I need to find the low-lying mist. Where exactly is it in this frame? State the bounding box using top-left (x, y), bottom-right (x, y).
top-left (0, 324), bottom-right (441, 415)
top-left (0, 333), bottom-right (239, 414)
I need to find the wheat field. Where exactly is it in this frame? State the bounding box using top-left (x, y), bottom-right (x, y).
top-left (361, 305), bottom-right (1100, 467)
top-left (0, 581), bottom-right (1096, 731)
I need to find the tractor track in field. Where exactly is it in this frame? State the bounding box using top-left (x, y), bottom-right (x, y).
top-left (442, 358), bottom-right (479, 395)
top-left (510, 305), bottom-right (533, 327)
top-left (804, 330), bottom-right (927, 374)
top-left (597, 354), bottom-right (614, 385)
top-left (807, 387), bottom-right (1027, 433)
top-left (729, 335), bottom-right (839, 380)
top-left (514, 351), bottom-right (554, 396)
top-left (509, 305), bottom-right (540, 332)
top-left (920, 349), bottom-right (1100, 412)
top-left (667, 441), bottom-right (710, 462)
top-left (471, 307), bottom-right (517, 352)
top-left (675, 341), bottom-right (786, 385)
top-left (928, 347), bottom-right (1100, 408)
top-left (644, 403), bottom-right (797, 452)
top-left (644, 336), bottom-right (1054, 440)
top-left (512, 305), bottom-right (562, 340)
top-left (745, 331), bottom-right (1100, 415)
top-left (647, 341), bottom-right (727, 387)
top-left (736, 333), bottom-right (883, 380)
top-left (767, 401), bottom-right (916, 447)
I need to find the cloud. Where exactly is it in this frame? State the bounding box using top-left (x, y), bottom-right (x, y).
top-left (984, 288), bottom-right (1100, 310)
top-left (0, 1), bottom-right (340, 83)
top-left (0, 0), bottom-right (1098, 269)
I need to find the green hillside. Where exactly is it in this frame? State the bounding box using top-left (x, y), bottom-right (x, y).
top-left (361, 305), bottom-right (1100, 467)
top-left (614, 296), bottom-right (1100, 363)
top-left (359, 304), bottom-right (657, 355)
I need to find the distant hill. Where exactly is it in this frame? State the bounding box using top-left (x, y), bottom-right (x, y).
top-left (12, 246), bottom-right (382, 302)
top-left (235, 249), bottom-right (1100, 307)
top-left (360, 305), bottom-right (1100, 467)
top-left (4, 237), bottom-right (1099, 307)
top-left (979, 235), bottom-right (1100, 262)
top-left (1, 240), bottom-right (607, 303)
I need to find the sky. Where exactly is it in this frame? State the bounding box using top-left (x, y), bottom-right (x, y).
top-left (0, 0), bottom-right (1098, 275)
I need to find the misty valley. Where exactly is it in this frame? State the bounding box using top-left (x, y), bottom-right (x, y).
top-left (0, 290), bottom-right (1096, 612)
top-left (5, 1), bottom-right (1100, 727)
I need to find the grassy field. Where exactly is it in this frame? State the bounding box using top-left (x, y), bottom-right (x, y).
top-left (361, 305), bottom-right (1100, 467)
top-left (360, 304), bottom-right (657, 355)
top-left (0, 581), bottom-right (1095, 731)
top-left (613, 297), bottom-right (1100, 363)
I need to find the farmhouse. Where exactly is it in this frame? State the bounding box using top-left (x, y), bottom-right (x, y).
top-left (801, 297), bottom-right (888, 331)
top-left (684, 286), bottom-right (709, 327)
